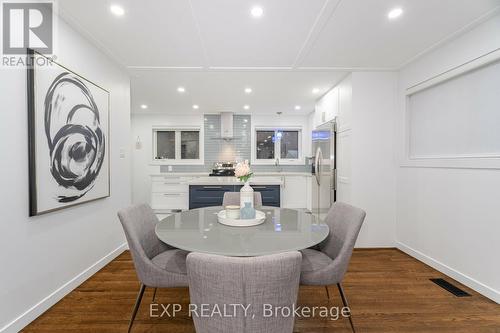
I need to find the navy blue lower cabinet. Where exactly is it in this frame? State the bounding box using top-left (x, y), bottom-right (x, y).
top-left (189, 184), bottom-right (281, 209)
top-left (235, 185), bottom-right (281, 207)
top-left (189, 185), bottom-right (234, 209)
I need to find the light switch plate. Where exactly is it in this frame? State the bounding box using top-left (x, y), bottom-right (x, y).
top-left (119, 148), bottom-right (126, 159)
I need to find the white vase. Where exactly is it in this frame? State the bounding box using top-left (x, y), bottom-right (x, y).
top-left (240, 181), bottom-right (254, 208)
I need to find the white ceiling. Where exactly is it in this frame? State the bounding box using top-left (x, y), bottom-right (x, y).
top-left (58, 0), bottom-right (500, 114)
top-left (130, 69), bottom-right (347, 115)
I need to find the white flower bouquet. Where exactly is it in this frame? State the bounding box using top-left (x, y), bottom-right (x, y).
top-left (234, 160), bottom-right (253, 183)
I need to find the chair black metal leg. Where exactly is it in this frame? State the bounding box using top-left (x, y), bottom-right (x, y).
top-left (128, 284), bottom-right (146, 333)
top-left (337, 283), bottom-right (356, 333)
top-left (325, 285), bottom-right (331, 300)
top-left (152, 288), bottom-right (157, 302)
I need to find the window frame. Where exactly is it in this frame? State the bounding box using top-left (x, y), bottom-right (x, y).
top-left (152, 126), bottom-right (204, 165)
top-left (251, 126), bottom-right (303, 165)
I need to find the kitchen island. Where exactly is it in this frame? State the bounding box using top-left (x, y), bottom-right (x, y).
top-left (150, 172), bottom-right (311, 216)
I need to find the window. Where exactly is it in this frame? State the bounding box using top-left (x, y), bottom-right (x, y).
top-left (156, 131), bottom-right (175, 159)
top-left (280, 131), bottom-right (299, 159)
top-left (256, 130), bottom-right (275, 159)
top-left (181, 131), bottom-right (200, 159)
top-left (254, 128), bottom-right (302, 164)
top-left (153, 128), bottom-right (203, 164)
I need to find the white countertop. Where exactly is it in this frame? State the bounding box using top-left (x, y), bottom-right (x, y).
top-left (185, 176), bottom-right (283, 185)
top-left (150, 172), bottom-right (311, 185)
top-left (150, 172), bottom-right (311, 177)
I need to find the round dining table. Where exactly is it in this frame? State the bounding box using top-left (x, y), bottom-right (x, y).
top-left (155, 206), bottom-right (330, 257)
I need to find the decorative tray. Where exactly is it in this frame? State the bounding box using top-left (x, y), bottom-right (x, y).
top-left (217, 210), bottom-right (266, 227)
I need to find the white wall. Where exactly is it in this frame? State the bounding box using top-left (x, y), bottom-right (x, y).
top-left (350, 72), bottom-right (398, 247)
top-left (396, 13), bottom-right (500, 303)
top-left (131, 113), bottom-right (204, 204)
top-left (0, 16), bottom-right (131, 332)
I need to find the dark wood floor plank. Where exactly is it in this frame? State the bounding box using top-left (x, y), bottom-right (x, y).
top-left (21, 249), bottom-right (500, 333)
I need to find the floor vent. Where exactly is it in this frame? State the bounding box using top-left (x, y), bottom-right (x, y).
top-left (430, 278), bottom-right (471, 297)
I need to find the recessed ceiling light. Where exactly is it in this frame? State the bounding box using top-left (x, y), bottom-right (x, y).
top-left (140, 104), bottom-right (148, 109)
top-left (192, 104), bottom-right (199, 109)
top-left (294, 105), bottom-right (301, 110)
top-left (110, 4), bottom-right (125, 16)
top-left (312, 88), bottom-right (320, 94)
top-left (177, 86), bottom-right (186, 93)
top-left (244, 87), bottom-right (253, 94)
top-left (250, 6), bottom-right (264, 18)
top-left (243, 105), bottom-right (250, 110)
top-left (387, 7), bottom-right (403, 20)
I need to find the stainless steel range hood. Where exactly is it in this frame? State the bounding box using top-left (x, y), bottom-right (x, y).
top-left (209, 112), bottom-right (235, 140)
top-left (220, 112), bottom-right (233, 139)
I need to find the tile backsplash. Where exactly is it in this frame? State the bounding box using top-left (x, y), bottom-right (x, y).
top-left (160, 114), bottom-right (309, 173)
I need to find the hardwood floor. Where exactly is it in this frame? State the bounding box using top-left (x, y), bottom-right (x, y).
top-left (22, 249), bottom-right (500, 333)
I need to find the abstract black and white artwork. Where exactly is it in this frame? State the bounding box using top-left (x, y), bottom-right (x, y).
top-left (28, 50), bottom-right (110, 216)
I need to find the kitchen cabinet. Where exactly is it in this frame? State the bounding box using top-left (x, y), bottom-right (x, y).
top-left (150, 175), bottom-right (190, 213)
top-left (235, 185), bottom-right (280, 207)
top-left (314, 87), bottom-right (339, 128)
top-left (189, 185), bottom-right (234, 209)
top-left (282, 176), bottom-right (308, 209)
top-left (190, 184), bottom-right (281, 209)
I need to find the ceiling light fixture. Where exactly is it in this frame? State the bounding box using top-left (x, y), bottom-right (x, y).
top-left (294, 105), bottom-right (301, 110)
top-left (244, 87), bottom-right (253, 94)
top-left (312, 88), bottom-right (320, 94)
top-left (140, 104), bottom-right (148, 109)
top-left (177, 86), bottom-right (186, 93)
top-left (243, 105), bottom-right (250, 110)
top-left (192, 104), bottom-right (199, 109)
top-left (110, 4), bottom-right (125, 16)
top-left (250, 6), bottom-right (264, 18)
top-left (387, 7), bottom-right (403, 20)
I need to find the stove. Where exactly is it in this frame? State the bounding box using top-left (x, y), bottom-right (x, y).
top-left (209, 162), bottom-right (236, 177)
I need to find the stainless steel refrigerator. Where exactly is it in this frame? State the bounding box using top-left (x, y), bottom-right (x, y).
top-left (311, 120), bottom-right (337, 220)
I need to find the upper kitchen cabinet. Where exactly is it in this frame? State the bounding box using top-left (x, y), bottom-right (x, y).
top-left (313, 75), bottom-right (352, 130)
top-left (314, 85), bottom-right (339, 129)
top-left (337, 75), bottom-right (352, 132)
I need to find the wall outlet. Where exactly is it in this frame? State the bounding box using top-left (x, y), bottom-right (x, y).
top-left (119, 148), bottom-right (126, 159)
top-left (168, 165), bottom-right (173, 172)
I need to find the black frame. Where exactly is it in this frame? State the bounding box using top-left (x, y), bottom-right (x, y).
top-left (27, 48), bottom-right (111, 216)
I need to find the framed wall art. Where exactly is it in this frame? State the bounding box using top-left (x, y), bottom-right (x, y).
top-left (27, 49), bottom-right (110, 216)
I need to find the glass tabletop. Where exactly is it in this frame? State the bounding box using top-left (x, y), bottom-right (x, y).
top-left (155, 206), bottom-right (330, 257)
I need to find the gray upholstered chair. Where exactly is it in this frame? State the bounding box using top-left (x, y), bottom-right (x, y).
top-left (187, 251), bottom-right (302, 333)
top-left (222, 192), bottom-right (263, 208)
top-left (117, 204), bottom-right (189, 333)
top-left (300, 202), bottom-right (366, 333)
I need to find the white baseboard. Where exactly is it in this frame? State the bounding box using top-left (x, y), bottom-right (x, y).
top-left (0, 243), bottom-right (128, 333)
top-left (397, 242), bottom-right (500, 304)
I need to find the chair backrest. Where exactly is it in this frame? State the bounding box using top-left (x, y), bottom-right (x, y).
top-left (117, 204), bottom-right (170, 284)
top-left (222, 192), bottom-right (263, 208)
top-left (187, 251), bottom-right (302, 333)
top-left (320, 202), bottom-right (366, 280)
